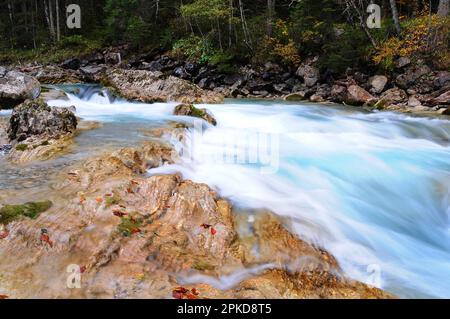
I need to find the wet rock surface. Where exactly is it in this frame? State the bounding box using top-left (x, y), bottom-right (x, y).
top-left (173, 103), bottom-right (217, 126)
top-left (0, 69), bottom-right (41, 109)
top-left (5, 99), bottom-right (78, 163)
top-left (0, 139), bottom-right (393, 299)
top-left (8, 99), bottom-right (77, 142)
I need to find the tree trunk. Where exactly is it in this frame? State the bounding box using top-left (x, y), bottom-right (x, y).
top-left (266, 0), bottom-right (275, 37)
top-left (389, 0), bottom-right (402, 35)
top-left (238, 0), bottom-right (252, 50)
top-left (155, 0), bottom-right (160, 20)
top-left (7, 0), bottom-right (15, 49)
top-left (228, 0), bottom-right (233, 48)
top-left (44, 0), bottom-right (56, 41)
top-left (56, 0), bottom-right (60, 42)
top-left (437, 0), bottom-right (450, 17)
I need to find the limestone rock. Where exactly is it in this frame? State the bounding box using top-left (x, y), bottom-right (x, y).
top-left (103, 69), bottom-right (224, 104)
top-left (0, 70), bottom-right (41, 109)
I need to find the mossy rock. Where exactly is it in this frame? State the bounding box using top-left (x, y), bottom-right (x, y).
top-left (0, 200), bottom-right (53, 225)
top-left (15, 143), bottom-right (28, 151)
top-left (105, 193), bottom-right (121, 207)
top-left (173, 104), bottom-right (217, 126)
top-left (118, 216), bottom-right (141, 237)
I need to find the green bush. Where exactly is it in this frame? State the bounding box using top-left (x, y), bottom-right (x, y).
top-left (318, 26), bottom-right (370, 74)
top-left (172, 36), bottom-right (214, 64)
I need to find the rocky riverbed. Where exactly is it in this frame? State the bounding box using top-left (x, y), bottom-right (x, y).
top-left (0, 136), bottom-right (392, 299)
top-left (3, 46), bottom-right (449, 116)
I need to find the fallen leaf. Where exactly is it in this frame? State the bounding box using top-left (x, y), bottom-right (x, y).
top-left (173, 287), bottom-right (189, 294)
top-left (113, 210), bottom-right (128, 217)
top-left (0, 231), bottom-right (9, 239)
top-left (131, 228), bottom-right (141, 234)
top-left (126, 188), bottom-right (134, 194)
top-left (201, 224), bottom-right (211, 229)
top-left (80, 266), bottom-right (87, 274)
top-left (172, 291), bottom-right (184, 299)
top-left (105, 193), bottom-right (113, 197)
top-left (210, 228), bottom-right (217, 235)
top-left (0, 295), bottom-right (9, 299)
top-left (95, 197), bottom-right (103, 203)
top-left (131, 180), bottom-right (139, 185)
top-left (186, 293), bottom-right (198, 299)
top-left (40, 234), bottom-right (53, 248)
top-left (191, 288), bottom-right (199, 295)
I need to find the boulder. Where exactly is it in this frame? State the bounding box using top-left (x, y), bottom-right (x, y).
top-left (395, 57), bottom-right (411, 69)
top-left (368, 75), bottom-right (388, 94)
top-left (173, 103), bottom-right (217, 126)
top-left (184, 62), bottom-right (199, 75)
top-left (142, 60), bottom-right (164, 72)
top-left (374, 87), bottom-right (408, 109)
top-left (296, 64), bottom-right (320, 87)
top-left (32, 65), bottom-right (82, 84)
top-left (434, 71), bottom-right (450, 89)
top-left (408, 95), bottom-right (422, 107)
top-left (330, 85), bottom-right (347, 103)
top-left (104, 51), bottom-right (122, 65)
top-left (60, 58), bottom-right (81, 70)
top-left (428, 89), bottom-right (450, 106)
top-left (80, 65), bottom-right (106, 82)
top-left (0, 70), bottom-right (41, 109)
top-left (345, 85), bottom-right (375, 105)
top-left (396, 64), bottom-right (431, 89)
top-left (284, 92), bottom-right (307, 101)
top-left (8, 99), bottom-right (77, 142)
top-left (103, 69), bottom-right (223, 104)
top-left (173, 66), bottom-right (191, 80)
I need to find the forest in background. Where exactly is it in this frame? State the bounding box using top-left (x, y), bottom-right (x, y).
top-left (0, 0), bottom-right (449, 75)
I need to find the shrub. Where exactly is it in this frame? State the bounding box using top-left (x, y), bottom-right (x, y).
top-left (374, 14), bottom-right (450, 71)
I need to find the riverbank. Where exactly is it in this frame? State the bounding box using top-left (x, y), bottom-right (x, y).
top-left (2, 46), bottom-right (449, 116)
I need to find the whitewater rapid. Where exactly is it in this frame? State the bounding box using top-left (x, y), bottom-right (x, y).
top-left (48, 85), bottom-right (450, 298)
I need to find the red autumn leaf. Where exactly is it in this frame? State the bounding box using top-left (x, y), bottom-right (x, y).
top-left (105, 193), bottom-right (113, 197)
top-left (80, 266), bottom-right (87, 274)
top-left (40, 234), bottom-right (53, 248)
top-left (173, 287), bottom-right (189, 294)
top-left (172, 291), bottom-right (184, 299)
top-left (0, 295), bottom-right (9, 299)
top-left (95, 197), bottom-right (103, 203)
top-left (191, 288), bottom-right (199, 295)
top-left (131, 180), bottom-right (139, 185)
top-left (131, 228), bottom-right (141, 234)
top-left (210, 227), bottom-right (217, 235)
top-left (200, 224), bottom-right (211, 229)
top-left (126, 188), bottom-right (134, 194)
top-left (113, 210), bottom-right (128, 217)
top-left (0, 231), bottom-right (9, 239)
top-left (185, 293), bottom-right (198, 299)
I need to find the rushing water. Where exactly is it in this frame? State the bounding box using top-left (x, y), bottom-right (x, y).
top-left (28, 85), bottom-right (450, 298)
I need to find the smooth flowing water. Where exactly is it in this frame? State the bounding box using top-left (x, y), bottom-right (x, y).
top-left (8, 85), bottom-right (450, 298)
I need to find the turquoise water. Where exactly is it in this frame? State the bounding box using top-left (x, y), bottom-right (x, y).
top-left (46, 85), bottom-right (450, 298)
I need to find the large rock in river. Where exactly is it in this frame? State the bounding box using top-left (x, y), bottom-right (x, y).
top-left (345, 85), bottom-right (375, 106)
top-left (173, 103), bottom-right (217, 126)
top-left (8, 99), bottom-right (77, 142)
top-left (0, 68), bottom-right (41, 109)
top-left (103, 69), bottom-right (224, 104)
